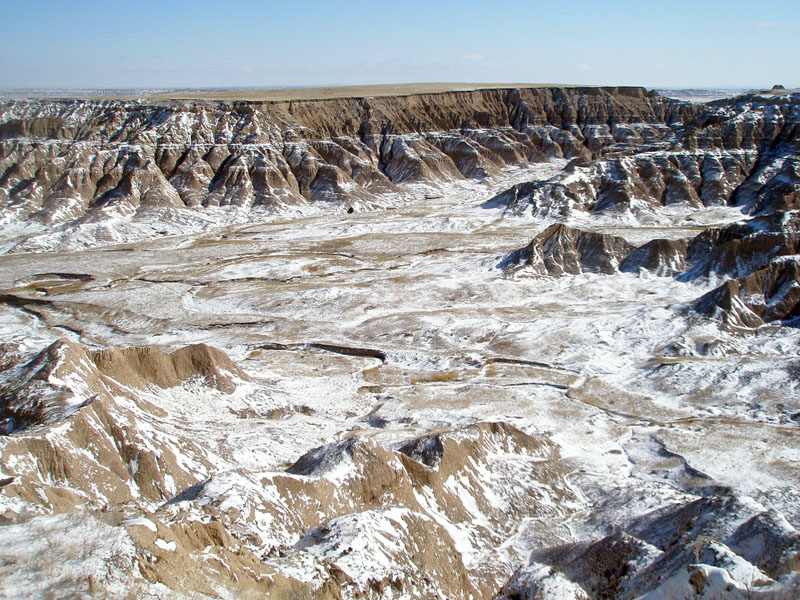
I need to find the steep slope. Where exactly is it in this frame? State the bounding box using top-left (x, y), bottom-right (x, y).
top-left (694, 257), bottom-right (800, 329)
top-left (0, 340), bottom-right (249, 514)
top-left (490, 94), bottom-right (800, 223)
top-left (682, 210), bottom-right (800, 280)
top-left (502, 224), bottom-right (634, 275)
top-left (0, 87), bottom-right (686, 242)
top-left (1, 87), bottom-right (800, 599)
top-left (501, 494), bottom-right (800, 599)
top-left (0, 339), bottom-right (247, 434)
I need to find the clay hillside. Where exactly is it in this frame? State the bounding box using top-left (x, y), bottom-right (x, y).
top-left (1, 84), bottom-right (799, 599)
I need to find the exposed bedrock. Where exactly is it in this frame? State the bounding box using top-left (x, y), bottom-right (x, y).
top-left (503, 218), bottom-right (800, 332)
top-left (489, 146), bottom-right (799, 221)
top-left (620, 237), bottom-right (689, 276)
top-left (105, 420), bottom-right (579, 598)
top-left (0, 338), bottom-right (580, 598)
top-left (489, 149), bottom-right (758, 219)
top-left (2, 90), bottom-right (799, 232)
top-left (693, 257), bottom-right (800, 329)
top-left (0, 87), bottom-right (690, 226)
top-left (502, 223), bottom-right (688, 277)
top-left (0, 338), bottom-right (246, 435)
top-left (502, 223), bottom-right (634, 275)
top-left (682, 210), bottom-right (800, 280)
top-left (501, 494), bottom-right (800, 600)
top-left (0, 340), bottom-right (246, 513)
top-left (504, 210), bottom-right (799, 282)
top-left (490, 94), bottom-right (800, 220)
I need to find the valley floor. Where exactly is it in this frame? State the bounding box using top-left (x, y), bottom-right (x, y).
top-left (1, 161), bottom-right (799, 599)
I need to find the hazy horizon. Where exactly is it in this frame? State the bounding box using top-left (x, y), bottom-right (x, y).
top-left (0, 84), bottom-right (766, 91)
top-left (1, 0), bottom-right (798, 89)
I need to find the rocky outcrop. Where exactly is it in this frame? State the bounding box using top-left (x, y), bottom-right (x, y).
top-left (491, 149), bottom-right (760, 220)
top-left (502, 493), bottom-right (800, 599)
top-left (1, 352), bottom-right (580, 598)
top-left (0, 339), bottom-right (247, 518)
top-left (0, 87), bottom-right (689, 230)
top-left (0, 339), bottom-right (246, 435)
top-left (499, 209), bottom-right (800, 329)
top-left (734, 154), bottom-right (800, 215)
top-left (683, 211), bottom-right (800, 280)
top-left (504, 223), bottom-right (694, 278)
top-left (491, 94), bottom-right (800, 220)
top-left (124, 515), bottom-right (330, 599)
top-left (2, 87), bottom-right (800, 599)
top-left (502, 187), bottom-right (799, 292)
top-left (91, 343), bottom-right (249, 394)
top-left (157, 422), bottom-right (577, 598)
top-left (4, 89), bottom-right (799, 262)
top-left (693, 258), bottom-right (800, 328)
top-left (503, 224), bottom-right (634, 275)
top-left (619, 237), bottom-right (689, 276)
top-left (0, 339), bottom-right (105, 435)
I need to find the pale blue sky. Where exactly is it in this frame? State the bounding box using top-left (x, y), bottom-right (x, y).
top-left (1, 0), bottom-right (798, 89)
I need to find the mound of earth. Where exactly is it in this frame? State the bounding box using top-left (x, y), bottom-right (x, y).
top-left (503, 224), bottom-right (634, 275)
top-left (694, 257), bottom-right (800, 328)
top-left (683, 211), bottom-right (800, 280)
top-left (504, 223), bottom-right (691, 277)
top-left (1, 340), bottom-right (246, 435)
top-left (91, 343), bottom-right (249, 394)
top-left (160, 422), bottom-right (577, 597)
top-left (502, 493), bottom-right (800, 599)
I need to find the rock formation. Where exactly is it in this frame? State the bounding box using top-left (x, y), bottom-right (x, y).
top-left (682, 211), bottom-right (800, 280)
top-left (490, 93), bottom-right (800, 223)
top-left (0, 87), bottom-right (686, 232)
top-left (2, 86), bottom-right (800, 599)
top-left (0, 339), bottom-right (246, 435)
top-left (694, 258), bottom-right (800, 329)
top-left (501, 494), bottom-right (800, 600)
top-left (503, 224), bottom-right (634, 275)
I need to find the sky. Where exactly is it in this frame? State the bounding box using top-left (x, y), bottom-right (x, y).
top-left (1, 0), bottom-right (798, 90)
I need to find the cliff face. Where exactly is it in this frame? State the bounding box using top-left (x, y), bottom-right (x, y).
top-left (0, 87), bottom-right (688, 227)
top-left (3, 88), bottom-right (799, 234)
top-left (694, 257), bottom-right (800, 328)
top-left (492, 94), bottom-right (800, 221)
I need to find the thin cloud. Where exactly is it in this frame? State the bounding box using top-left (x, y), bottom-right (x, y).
top-left (461, 53), bottom-right (484, 62)
top-left (756, 21), bottom-right (780, 29)
top-left (576, 63), bottom-right (591, 70)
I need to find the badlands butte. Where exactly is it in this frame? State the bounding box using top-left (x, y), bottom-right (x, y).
top-left (0, 84), bottom-right (799, 599)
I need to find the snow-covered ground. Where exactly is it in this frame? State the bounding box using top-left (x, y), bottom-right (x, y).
top-left (1, 160), bottom-right (798, 598)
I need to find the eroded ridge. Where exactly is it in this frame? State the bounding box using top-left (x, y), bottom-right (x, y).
top-left (1, 87), bottom-right (799, 599)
